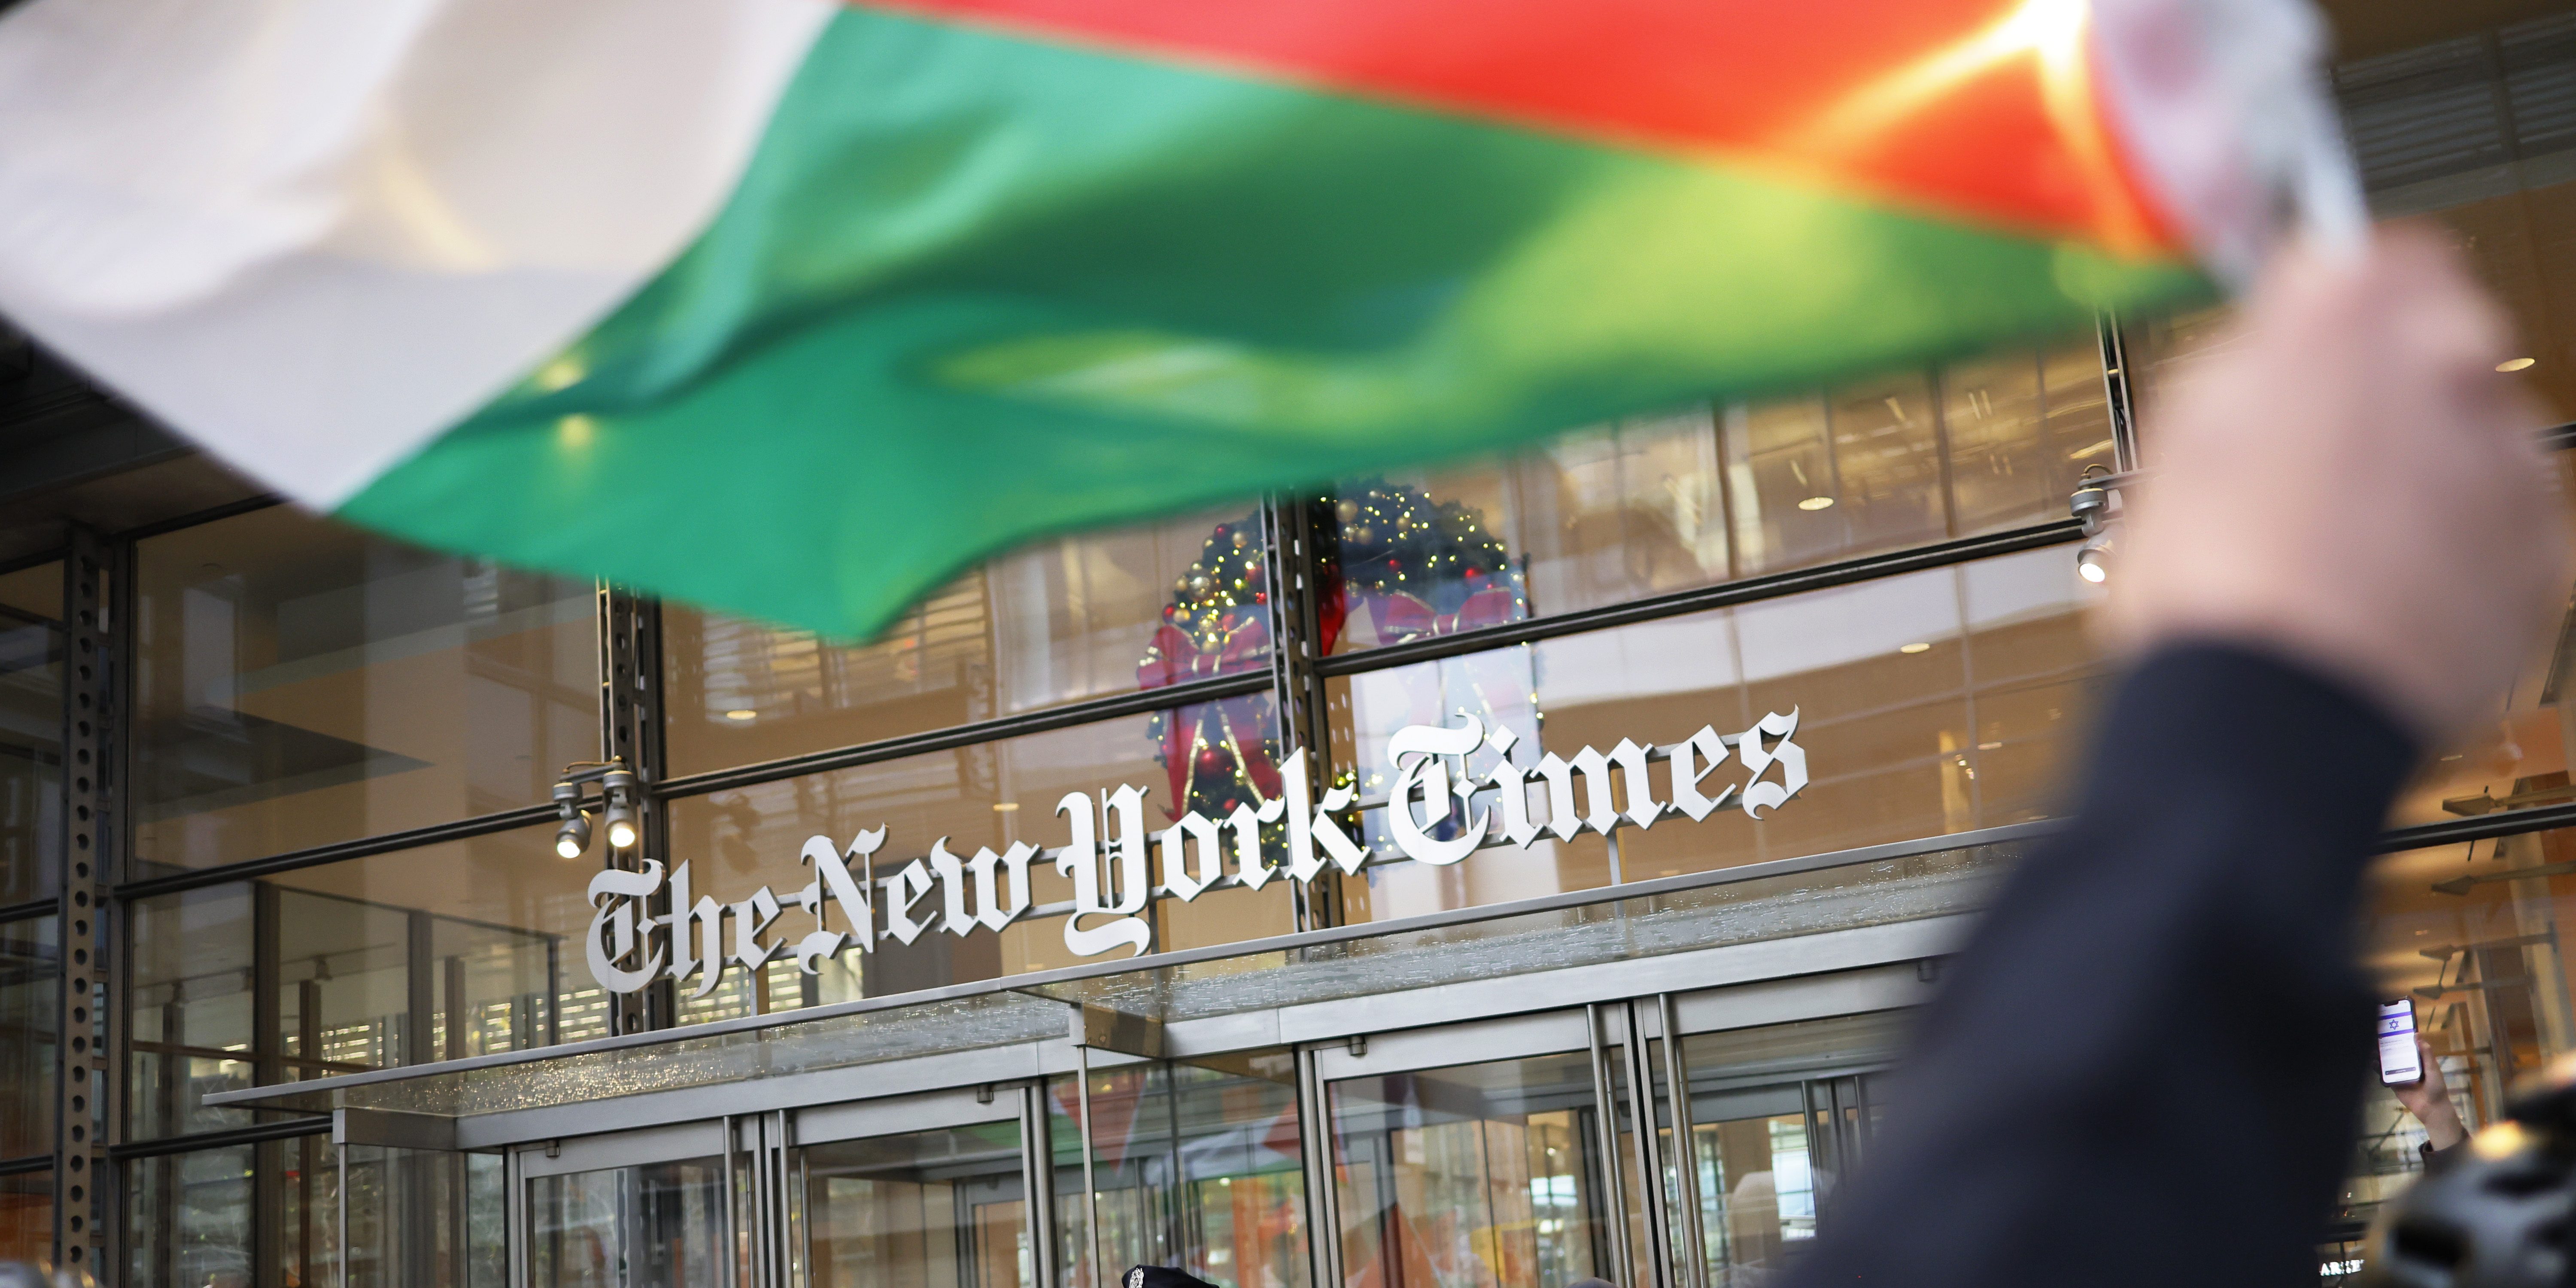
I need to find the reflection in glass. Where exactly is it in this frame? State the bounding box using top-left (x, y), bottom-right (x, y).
top-left (1666, 1013), bottom-right (1904, 1287)
top-left (336, 1144), bottom-right (505, 1288)
top-left (130, 886), bottom-right (255, 1140)
top-left (0, 1169), bottom-right (47, 1261)
top-left (0, 560), bottom-right (60, 906)
top-left (133, 507), bottom-right (598, 872)
top-left (1046, 1053), bottom-right (1308, 1288)
top-left (2351, 827), bottom-right (2576, 1228)
top-left (665, 700), bottom-right (1296, 1018)
top-left (126, 1144), bottom-right (253, 1288)
top-left (0, 914), bottom-right (56, 1160)
top-left (664, 504), bottom-right (1267, 776)
top-left (804, 1121), bottom-right (1031, 1288)
top-left (1321, 338), bottom-right (2108, 655)
top-left (1329, 1051), bottom-right (1616, 1288)
top-left (1327, 546), bottom-right (2105, 921)
top-left (530, 1157), bottom-right (729, 1288)
top-left (130, 828), bottom-right (606, 1138)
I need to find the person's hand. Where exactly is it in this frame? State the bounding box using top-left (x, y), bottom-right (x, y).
top-left (2104, 226), bottom-right (2568, 741)
top-left (2391, 1036), bottom-right (2467, 1151)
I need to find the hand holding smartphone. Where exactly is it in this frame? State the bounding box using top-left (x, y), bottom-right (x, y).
top-left (2379, 998), bottom-right (2424, 1084)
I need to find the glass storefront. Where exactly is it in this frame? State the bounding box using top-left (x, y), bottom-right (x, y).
top-left (0, 0), bottom-right (2543, 1279)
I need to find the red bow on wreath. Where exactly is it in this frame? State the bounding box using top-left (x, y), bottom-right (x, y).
top-left (1138, 611), bottom-right (1282, 818)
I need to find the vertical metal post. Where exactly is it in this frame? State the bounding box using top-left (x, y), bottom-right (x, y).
top-left (1295, 1045), bottom-right (1343, 1288)
top-left (58, 528), bottom-right (116, 1279)
top-left (337, 1141), bottom-right (351, 1288)
top-left (724, 1115), bottom-right (743, 1288)
top-left (252, 884), bottom-right (283, 1288)
top-left (1075, 1045), bottom-right (1104, 1288)
top-left (1619, 1002), bottom-right (1674, 1288)
top-left (1584, 1004), bottom-right (1634, 1287)
top-left (2097, 314), bottom-right (2140, 472)
top-left (598, 585), bottom-right (670, 1035)
top-left (1260, 497), bottom-right (1336, 933)
top-left (1657, 994), bottom-right (1706, 1288)
top-left (1025, 1082), bottom-right (1062, 1288)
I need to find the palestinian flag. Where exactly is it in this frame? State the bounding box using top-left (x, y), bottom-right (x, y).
top-left (0, 0), bottom-right (2354, 640)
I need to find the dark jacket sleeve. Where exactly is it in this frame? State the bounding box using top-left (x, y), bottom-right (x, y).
top-left (1780, 642), bottom-right (2416, 1288)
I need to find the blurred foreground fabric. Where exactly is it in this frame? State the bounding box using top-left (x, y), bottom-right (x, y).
top-left (0, 0), bottom-right (2351, 638)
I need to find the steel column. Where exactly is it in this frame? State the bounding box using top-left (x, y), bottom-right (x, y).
top-left (598, 585), bottom-right (671, 1034)
top-left (1619, 1002), bottom-right (1675, 1288)
top-left (58, 530), bottom-right (114, 1277)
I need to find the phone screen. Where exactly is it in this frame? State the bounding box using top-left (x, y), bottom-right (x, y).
top-left (2379, 998), bottom-right (2423, 1085)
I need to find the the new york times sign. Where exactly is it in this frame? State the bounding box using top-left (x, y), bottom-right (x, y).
top-left (585, 710), bottom-right (1808, 994)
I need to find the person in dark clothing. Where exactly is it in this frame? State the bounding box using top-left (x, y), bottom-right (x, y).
top-left (1778, 228), bottom-right (2567, 1288)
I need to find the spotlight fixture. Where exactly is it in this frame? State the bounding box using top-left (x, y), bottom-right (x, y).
top-left (2069, 464), bottom-right (2135, 586)
top-left (554, 811), bottom-right (592, 860)
top-left (2076, 532), bottom-right (2114, 583)
top-left (601, 767), bottom-right (641, 851)
top-left (548, 759), bottom-right (641, 860)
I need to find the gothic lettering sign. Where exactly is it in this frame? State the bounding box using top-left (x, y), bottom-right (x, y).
top-left (585, 710), bottom-right (1808, 995)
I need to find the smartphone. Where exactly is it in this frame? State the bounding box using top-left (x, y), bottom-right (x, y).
top-left (2379, 998), bottom-right (2424, 1084)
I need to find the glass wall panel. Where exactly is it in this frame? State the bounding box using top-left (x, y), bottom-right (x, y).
top-left (1045, 1052), bottom-right (1307, 1288)
top-left (0, 1169), bottom-right (47, 1261)
top-left (270, 825), bottom-right (605, 1071)
top-left (663, 697), bottom-right (1296, 1017)
top-left (130, 826), bottom-right (601, 1139)
top-left (127, 1144), bottom-right (253, 1288)
top-left (0, 560), bottom-right (60, 906)
top-left (1325, 545), bottom-right (2104, 922)
top-left (665, 503), bottom-right (1267, 776)
top-left (130, 885), bottom-right (254, 1141)
top-left (1319, 338), bottom-right (2106, 654)
top-left (0, 913), bottom-right (56, 1160)
top-left (133, 506), bottom-right (598, 873)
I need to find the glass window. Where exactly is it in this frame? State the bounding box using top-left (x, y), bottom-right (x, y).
top-left (0, 1169), bottom-right (48, 1262)
top-left (0, 559), bottom-right (60, 906)
top-left (130, 885), bottom-right (253, 1141)
top-left (664, 504), bottom-right (1268, 776)
top-left (127, 1144), bottom-right (253, 1288)
top-left (804, 1122), bottom-right (1032, 1288)
top-left (0, 913), bottom-right (56, 1160)
top-left (662, 696), bottom-right (1296, 1021)
top-left (129, 826), bottom-right (601, 1140)
top-left (1325, 545), bottom-right (2105, 922)
top-left (1320, 338), bottom-right (2108, 654)
top-left (132, 506), bottom-right (598, 874)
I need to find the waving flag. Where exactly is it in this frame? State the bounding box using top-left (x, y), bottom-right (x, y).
top-left (0, 0), bottom-right (2354, 639)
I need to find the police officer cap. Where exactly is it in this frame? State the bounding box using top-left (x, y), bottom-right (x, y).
top-left (1122, 1267), bottom-right (1218, 1288)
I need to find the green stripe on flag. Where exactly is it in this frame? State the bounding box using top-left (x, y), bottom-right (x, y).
top-left (341, 4), bottom-right (2203, 641)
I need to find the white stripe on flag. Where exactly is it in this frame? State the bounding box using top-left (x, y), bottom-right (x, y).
top-left (0, 0), bottom-right (835, 505)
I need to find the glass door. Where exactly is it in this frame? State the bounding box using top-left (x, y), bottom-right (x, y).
top-left (794, 1085), bottom-right (1047, 1288)
top-left (516, 1121), bottom-right (734, 1288)
top-left (1659, 1011), bottom-right (1905, 1288)
top-left (1317, 1012), bottom-right (1642, 1288)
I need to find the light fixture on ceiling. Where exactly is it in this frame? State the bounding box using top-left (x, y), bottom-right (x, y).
top-left (1899, 642), bottom-right (1931, 654)
top-left (1797, 496), bottom-right (1835, 511)
top-left (2497, 358), bottom-right (2537, 373)
top-left (724, 708), bottom-right (757, 721)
